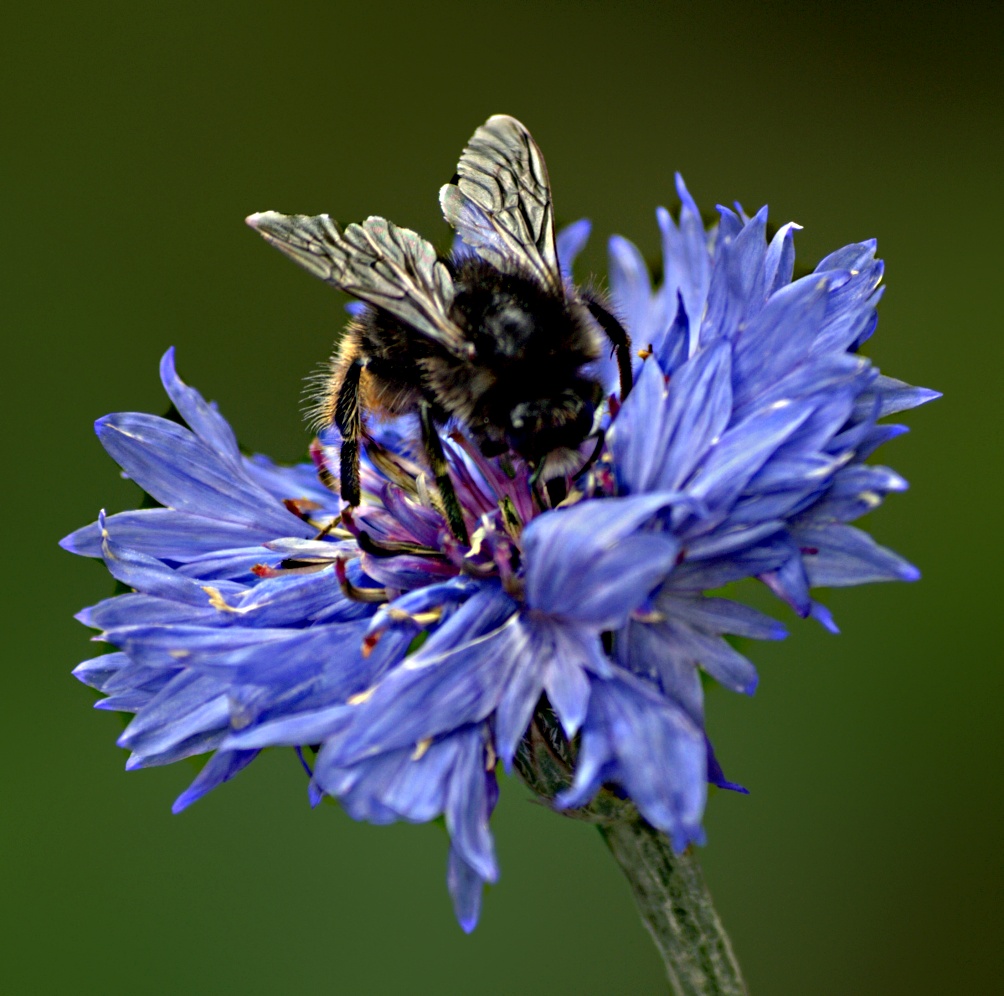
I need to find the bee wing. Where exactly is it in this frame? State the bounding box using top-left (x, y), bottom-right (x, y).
top-left (246, 211), bottom-right (472, 360)
top-left (440, 114), bottom-right (561, 292)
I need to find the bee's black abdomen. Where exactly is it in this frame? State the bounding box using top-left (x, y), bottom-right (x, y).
top-left (447, 256), bottom-right (604, 465)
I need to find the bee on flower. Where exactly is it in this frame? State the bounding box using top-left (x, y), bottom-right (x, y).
top-left (64, 115), bottom-right (936, 931)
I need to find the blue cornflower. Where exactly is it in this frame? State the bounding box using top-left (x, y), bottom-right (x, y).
top-left (64, 180), bottom-right (936, 931)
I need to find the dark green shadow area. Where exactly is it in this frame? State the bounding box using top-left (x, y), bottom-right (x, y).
top-left (4, 3), bottom-right (1000, 992)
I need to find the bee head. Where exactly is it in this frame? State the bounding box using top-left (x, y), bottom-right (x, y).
top-left (506, 385), bottom-right (598, 461)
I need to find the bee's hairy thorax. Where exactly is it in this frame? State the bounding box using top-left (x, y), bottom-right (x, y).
top-left (348, 255), bottom-right (604, 462)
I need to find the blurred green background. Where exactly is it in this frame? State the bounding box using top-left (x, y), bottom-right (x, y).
top-left (4, 2), bottom-right (1000, 992)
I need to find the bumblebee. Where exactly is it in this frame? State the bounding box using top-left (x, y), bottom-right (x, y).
top-left (247, 115), bottom-right (632, 544)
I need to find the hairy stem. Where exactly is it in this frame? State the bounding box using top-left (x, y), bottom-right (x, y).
top-left (599, 819), bottom-right (747, 996)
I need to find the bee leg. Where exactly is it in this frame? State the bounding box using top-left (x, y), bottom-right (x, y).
top-left (418, 400), bottom-right (469, 545)
top-left (334, 357), bottom-right (363, 506)
top-left (584, 297), bottom-right (634, 401)
top-left (576, 427), bottom-right (607, 481)
top-left (545, 478), bottom-right (567, 506)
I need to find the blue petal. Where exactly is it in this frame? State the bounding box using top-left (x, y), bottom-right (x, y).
top-left (523, 495), bottom-right (681, 628)
top-left (664, 175), bottom-right (710, 354)
top-left (731, 274), bottom-right (831, 410)
top-left (646, 618), bottom-right (759, 695)
top-left (667, 536), bottom-right (791, 590)
top-left (225, 703), bottom-right (352, 749)
top-left (125, 728), bottom-right (226, 769)
top-left (95, 413), bottom-right (311, 536)
top-left (777, 384), bottom-right (859, 458)
top-left (118, 671), bottom-right (230, 758)
top-left (241, 453), bottom-right (338, 508)
top-left (700, 205), bottom-right (768, 344)
top-left (172, 748), bottom-right (259, 813)
top-left (78, 593), bottom-right (227, 631)
top-left (556, 219), bottom-right (591, 281)
top-left (444, 727), bottom-right (498, 882)
top-left (557, 669), bottom-right (707, 851)
top-left (814, 240), bottom-right (878, 273)
top-left (72, 652), bottom-right (130, 692)
top-left (448, 846), bottom-right (486, 934)
top-left (764, 222), bottom-right (800, 296)
top-left (659, 594), bottom-right (786, 640)
top-left (852, 376), bottom-right (941, 421)
top-left (102, 659), bottom-right (173, 697)
top-left (61, 508), bottom-right (286, 561)
top-left (794, 524), bottom-right (920, 586)
top-left (799, 464), bottom-right (908, 525)
top-left (652, 293), bottom-right (690, 376)
top-left (836, 422), bottom-right (909, 462)
top-left (110, 621), bottom-right (368, 691)
top-left (493, 618), bottom-right (604, 769)
top-left (160, 349), bottom-right (242, 466)
top-left (608, 358), bottom-right (669, 494)
top-left (359, 552), bottom-right (459, 590)
top-left (221, 567), bottom-right (355, 627)
top-left (311, 725), bottom-right (498, 891)
top-left (492, 632), bottom-right (545, 771)
top-left (706, 737), bottom-right (748, 794)
top-left (99, 523), bottom-right (246, 605)
top-left (682, 519), bottom-right (786, 560)
top-left (655, 338), bottom-right (733, 492)
top-left (173, 548), bottom-right (283, 582)
top-left (95, 686), bottom-right (170, 713)
top-left (685, 400), bottom-right (815, 516)
top-left (616, 622), bottom-right (704, 725)
top-left (746, 452), bottom-right (847, 496)
top-left (609, 234), bottom-right (657, 343)
top-left (611, 339), bottom-right (732, 495)
top-left (323, 588), bottom-right (519, 765)
top-left (734, 352), bottom-right (868, 423)
top-left (367, 577), bottom-right (481, 636)
top-left (543, 636), bottom-right (592, 739)
top-left (759, 542), bottom-right (813, 616)
top-left (811, 265), bottom-right (884, 355)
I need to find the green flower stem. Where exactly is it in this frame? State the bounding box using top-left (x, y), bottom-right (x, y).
top-left (515, 703), bottom-right (747, 995)
top-left (599, 818), bottom-right (747, 996)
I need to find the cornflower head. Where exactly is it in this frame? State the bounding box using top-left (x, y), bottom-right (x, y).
top-left (64, 170), bottom-right (936, 932)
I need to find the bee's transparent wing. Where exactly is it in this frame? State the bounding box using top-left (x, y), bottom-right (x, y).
top-left (440, 114), bottom-right (561, 292)
top-left (247, 212), bottom-right (472, 360)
